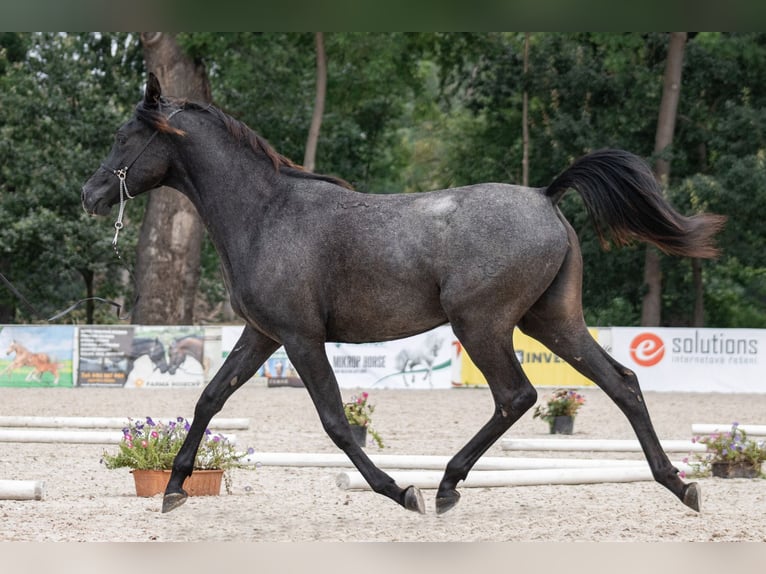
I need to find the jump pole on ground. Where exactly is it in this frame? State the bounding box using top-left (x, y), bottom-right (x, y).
top-left (335, 463), bottom-right (696, 491)
top-left (0, 415), bottom-right (250, 430)
top-left (500, 438), bottom-right (706, 453)
top-left (243, 452), bottom-right (691, 470)
top-left (691, 423), bottom-right (766, 436)
top-left (0, 479), bottom-right (45, 500)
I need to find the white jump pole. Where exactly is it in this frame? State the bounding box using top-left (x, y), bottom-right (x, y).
top-left (691, 423), bottom-right (766, 437)
top-left (0, 429), bottom-right (236, 445)
top-left (0, 415), bottom-right (250, 430)
top-left (500, 438), bottom-right (706, 453)
top-left (243, 452), bottom-right (691, 471)
top-left (0, 479), bottom-right (45, 500)
top-left (336, 463), bottom-right (695, 491)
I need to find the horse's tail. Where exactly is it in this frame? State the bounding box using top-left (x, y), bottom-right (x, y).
top-left (545, 149), bottom-right (726, 258)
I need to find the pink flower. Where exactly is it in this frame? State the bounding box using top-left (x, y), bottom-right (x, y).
top-left (679, 471), bottom-right (686, 479)
top-left (150, 431), bottom-right (158, 439)
top-left (141, 440), bottom-right (147, 448)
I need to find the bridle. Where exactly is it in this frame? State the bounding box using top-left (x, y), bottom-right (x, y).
top-left (101, 106), bottom-right (184, 246)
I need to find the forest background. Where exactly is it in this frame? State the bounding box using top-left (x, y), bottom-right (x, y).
top-left (1, 32), bottom-right (764, 329)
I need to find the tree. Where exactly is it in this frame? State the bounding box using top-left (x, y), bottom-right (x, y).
top-left (303, 32), bottom-right (326, 172)
top-left (641, 32), bottom-right (687, 326)
top-left (132, 32), bottom-right (211, 325)
top-left (0, 33), bottom-right (144, 323)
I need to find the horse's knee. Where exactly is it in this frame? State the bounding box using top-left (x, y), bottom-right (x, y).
top-left (496, 385), bottom-right (537, 422)
top-left (513, 384), bottom-right (538, 414)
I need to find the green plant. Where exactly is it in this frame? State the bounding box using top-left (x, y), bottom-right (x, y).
top-left (101, 416), bottom-right (253, 492)
top-left (343, 392), bottom-right (384, 448)
top-left (532, 388), bottom-right (586, 424)
top-left (688, 423), bottom-right (766, 477)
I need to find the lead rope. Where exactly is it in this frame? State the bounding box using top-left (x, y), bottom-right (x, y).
top-left (112, 167), bottom-right (133, 246)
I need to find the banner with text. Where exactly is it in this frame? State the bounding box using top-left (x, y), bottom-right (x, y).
top-left (610, 327), bottom-right (766, 393)
top-left (452, 328), bottom-right (599, 388)
top-left (221, 325), bottom-right (455, 389)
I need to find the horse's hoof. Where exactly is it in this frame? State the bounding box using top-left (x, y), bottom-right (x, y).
top-left (403, 485), bottom-right (425, 514)
top-left (682, 482), bottom-right (701, 512)
top-left (161, 491), bottom-right (188, 514)
top-left (435, 489), bottom-right (461, 515)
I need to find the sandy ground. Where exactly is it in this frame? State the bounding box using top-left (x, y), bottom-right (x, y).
top-left (0, 383), bottom-right (765, 543)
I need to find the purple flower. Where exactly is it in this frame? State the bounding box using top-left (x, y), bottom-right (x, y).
top-left (177, 416), bottom-right (185, 423)
top-left (247, 447), bottom-right (255, 455)
top-left (146, 417), bottom-right (155, 426)
top-left (212, 435), bottom-right (221, 443)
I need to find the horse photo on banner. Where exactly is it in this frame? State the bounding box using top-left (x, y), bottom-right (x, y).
top-left (76, 326), bottom-right (207, 388)
top-left (0, 325), bottom-right (74, 387)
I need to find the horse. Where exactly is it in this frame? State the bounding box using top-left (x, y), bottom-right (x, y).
top-left (167, 335), bottom-right (208, 376)
top-left (82, 73), bottom-right (725, 516)
top-left (395, 331), bottom-right (444, 387)
top-left (125, 337), bottom-right (169, 376)
top-left (2, 340), bottom-right (60, 385)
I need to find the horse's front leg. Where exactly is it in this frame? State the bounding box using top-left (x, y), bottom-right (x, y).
top-left (162, 325), bottom-right (280, 513)
top-left (285, 339), bottom-right (425, 514)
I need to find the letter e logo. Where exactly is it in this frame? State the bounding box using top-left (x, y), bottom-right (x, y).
top-left (629, 333), bottom-right (665, 367)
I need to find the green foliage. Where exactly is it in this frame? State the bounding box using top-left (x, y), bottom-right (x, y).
top-left (343, 392), bottom-right (384, 448)
top-left (3, 32), bottom-right (766, 328)
top-left (691, 423), bottom-right (766, 477)
top-left (532, 388), bottom-right (587, 424)
top-left (101, 416), bottom-right (252, 472)
top-left (0, 33), bottom-right (143, 322)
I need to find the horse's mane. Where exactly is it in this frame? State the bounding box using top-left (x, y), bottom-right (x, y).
top-left (136, 98), bottom-right (354, 190)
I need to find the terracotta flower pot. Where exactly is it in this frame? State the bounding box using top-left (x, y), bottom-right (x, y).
top-left (131, 469), bottom-right (224, 497)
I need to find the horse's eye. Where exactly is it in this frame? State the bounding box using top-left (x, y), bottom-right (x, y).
top-left (115, 132), bottom-right (127, 145)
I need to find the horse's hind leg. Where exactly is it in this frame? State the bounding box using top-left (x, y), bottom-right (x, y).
top-left (522, 316), bottom-right (699, 511)
top-left (437, 319), bottom-right (537, 514)
top-left (518, 223), bottom-right (699, 511)
top-left (284, 339), bottom-right (425, 513)
top-left (162, 325), bottom-right (280, 513)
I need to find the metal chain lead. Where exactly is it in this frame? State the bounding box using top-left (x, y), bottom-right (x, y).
top-left (112, 167), bottom-right (133, 246)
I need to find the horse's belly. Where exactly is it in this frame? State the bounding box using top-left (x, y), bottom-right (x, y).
top-left (324, 288), bottom-right (448, 344)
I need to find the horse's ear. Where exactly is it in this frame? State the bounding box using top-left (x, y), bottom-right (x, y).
top-left (144, 73), bottom-right (162, 108)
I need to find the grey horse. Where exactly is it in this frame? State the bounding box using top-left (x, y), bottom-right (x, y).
top-left (82, 74), bottom-right (724, 516)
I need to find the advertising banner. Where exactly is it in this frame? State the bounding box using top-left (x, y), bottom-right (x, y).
top-left (327, 325), bottom-right (454, 389)
top-left (453, 328), bottom-right (599, 388)
top-left (77, 326), bottom-right (208, 388)
top-left (221, 325), bottom-right (455, 389)
top-left (0, 325), bottom-right (74, 387)
top-left (610, 327), bottom-right (766, 393)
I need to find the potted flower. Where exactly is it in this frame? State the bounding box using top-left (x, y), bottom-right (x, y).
top-left (343, 392), bottom-right (384, 448)
top-left (532, 388), bottom-right (586, 434)
top-left (101, 416), bottom-right (253, 497)
top-left (690, 423), bottom-right (766, 478)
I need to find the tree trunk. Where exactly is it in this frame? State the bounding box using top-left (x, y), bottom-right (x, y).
top-left (641, 32), bottom-right (687, 327)
top-left (303, 32), bottom-right (326, 172)
top-left (691, 258), bottom-right (705, 326)
top-left (132, 32), bottom-right (211, 325)
top-left (521, 32), bottom-right (530, 187)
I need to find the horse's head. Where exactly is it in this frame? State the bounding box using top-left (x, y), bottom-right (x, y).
top-left (148, 338), bottom-right (170, 374)
top-left (167, 340), bottom-right (185, 375)
top-left (6, 341), bottom-right (19, 355)
top-left (81, 73), bottom-right (185, 218)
